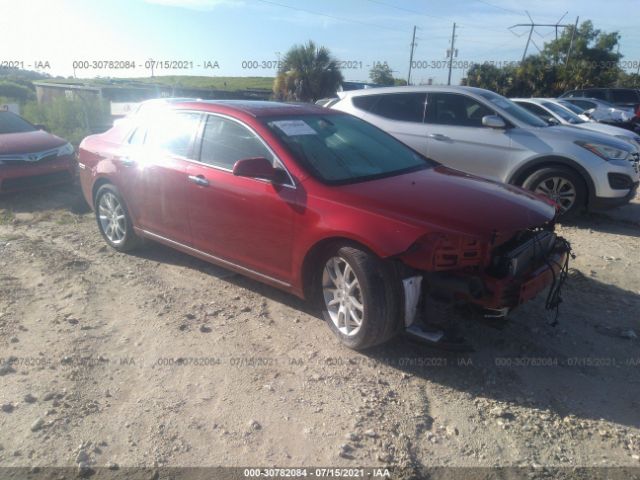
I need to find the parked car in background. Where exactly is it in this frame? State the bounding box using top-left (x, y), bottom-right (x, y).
top-left (512, 98), bottom-right (640, 150)
top-left (78, 100), bottom-right (571, 350)
top-left (557, 99), bottom-right (592, 121)
top-left (0, 111), bottom-right (76, 193)
top-left (559, 97), bottom-right (638, 131)
top-left (560, 87), bottom-right (640, 111)
top-left (331, 86), bottom-right (639, 216)
top-left (315, 97), bottom-right (340, 108)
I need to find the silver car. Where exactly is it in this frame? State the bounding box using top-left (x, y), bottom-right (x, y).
top-left (331, 86), bottom-right (640, 216)
top-left (512, 98), bottom-right (640, 150)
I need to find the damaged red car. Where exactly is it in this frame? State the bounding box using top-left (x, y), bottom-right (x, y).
top-left (78, 100), bottom-right (571, 349)
top-left (0, 111), bottom-right (76, 193)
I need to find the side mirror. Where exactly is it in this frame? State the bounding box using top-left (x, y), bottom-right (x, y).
top-left (584, 108), bottom-right (595, 118)
top-left (233, 157), bottom-right (280, 181)
top-left (482, 115), bottom-right (506, 129)
top-left (547, 117), bottom-right (560, 125)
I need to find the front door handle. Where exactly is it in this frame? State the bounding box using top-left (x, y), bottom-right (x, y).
top-left (427, 133), bottom-right (450, 141)
top-left (188, 174), bottom-right (209, 186)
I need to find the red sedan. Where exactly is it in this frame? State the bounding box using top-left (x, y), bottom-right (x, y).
top-left (78, 100), bottom-right (570, 349)
top-left (0, 111), bottom-right (76, 193)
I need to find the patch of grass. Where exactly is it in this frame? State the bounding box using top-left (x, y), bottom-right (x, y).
top-left (0, 209), bottom-right (15, 225)
top-left (0, 233), bottom-right (22, 242)
top-left (55, 213), bottom-right (79, 225)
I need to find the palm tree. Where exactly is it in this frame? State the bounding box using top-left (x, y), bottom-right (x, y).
top-left (273, 41), bottom-right (343, 102)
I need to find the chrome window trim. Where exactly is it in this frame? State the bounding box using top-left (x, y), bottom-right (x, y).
top-left (140, 229), bottom-right (291, 288)
top-left (193, 111), bottom-right (297, 189)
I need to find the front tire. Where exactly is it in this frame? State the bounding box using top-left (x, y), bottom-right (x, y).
top-left (94, 184), bottom-right (142, 252)
top-left (522, 166), bottom-right (586, 218)
top-left (317, 245), bottom-right (402, 350)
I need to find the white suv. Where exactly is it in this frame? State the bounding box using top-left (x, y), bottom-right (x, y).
top-left (331, 86), bottom-right (640, 216)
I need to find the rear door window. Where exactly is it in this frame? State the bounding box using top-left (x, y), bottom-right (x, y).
top-left (367, 93), bottom-right (427, 123)
top-left (425, 93), bottom-right (494, 127)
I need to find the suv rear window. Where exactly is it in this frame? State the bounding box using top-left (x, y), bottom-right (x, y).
top-left (611, 89), bottom-right (640, 104)
top-left (584, 89), bottom-right (607, 100)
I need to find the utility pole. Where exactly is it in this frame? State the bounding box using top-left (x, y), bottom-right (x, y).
top-left (447, 22), bottom-right (456, 86)
top-left (407, 26), bottom-right (417, 85)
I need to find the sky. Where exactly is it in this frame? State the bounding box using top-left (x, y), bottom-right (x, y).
top-left (1, 0), bottom-right (639, 85)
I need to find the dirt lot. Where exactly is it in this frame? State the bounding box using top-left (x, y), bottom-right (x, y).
top-left (0, 184), bottom-right (639, 478)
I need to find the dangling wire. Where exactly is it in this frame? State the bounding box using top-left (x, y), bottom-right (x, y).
top-left (543, 237), bottom-right (574, 326)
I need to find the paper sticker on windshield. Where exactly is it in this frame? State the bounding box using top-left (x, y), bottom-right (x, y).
top-left (272, 120), bottom-right (316, 136)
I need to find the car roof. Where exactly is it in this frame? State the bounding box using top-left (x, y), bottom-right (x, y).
top-left (169, 99), bottom-right (334, 117)
top-left (336, 85), bottom-right (492, 98)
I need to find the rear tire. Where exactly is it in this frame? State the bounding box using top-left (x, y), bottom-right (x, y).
top-left (94, 184), bottom-right (142, 252)
top-left (316, 245), bottom-right (402, 350)
top-left (522, 166), bottom-right (586, 218)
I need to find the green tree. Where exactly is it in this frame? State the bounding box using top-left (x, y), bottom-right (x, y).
top-left (463, 21), bottom-right (624, 97)
top-left (0, 81), bottom-right (35, 103)
top-left (369, 63), bottom-right (394, 85)
top-left (273, 41), bottom-right (343, 102)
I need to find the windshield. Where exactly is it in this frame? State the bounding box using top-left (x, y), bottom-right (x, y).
top-left (558, 100), bottom-right (586, 115)
top-left (476, 90), bottom-right (548, 127)
top-left (264, 114), bottom-right (432, 184)
top-left (542, 101), bottom-right (585, 124)
top-left (0, 111), bottom-right (38, 134)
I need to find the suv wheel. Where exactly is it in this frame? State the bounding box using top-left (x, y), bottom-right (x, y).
top-left (523, 166), bottom-right (586, 218)
top-left (94, 184), bottom-right (142, 252)
top-left (317, 245), bottom-right (401, 350)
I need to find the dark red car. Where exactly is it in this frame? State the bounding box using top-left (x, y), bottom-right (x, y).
top-left (78, 100), bottom-right (570, 349)
top-left (0, 111), bottom-right (76, 193)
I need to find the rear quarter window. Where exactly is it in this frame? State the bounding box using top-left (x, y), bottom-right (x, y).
top-left (611, 90), bottom-right (640, 104)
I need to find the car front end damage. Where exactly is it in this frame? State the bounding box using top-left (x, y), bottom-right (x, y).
top-left (395, 222), bottom-right (572, 346)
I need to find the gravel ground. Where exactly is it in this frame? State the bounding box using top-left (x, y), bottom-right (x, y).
top-left (0, 184), bottom-right (638, 478)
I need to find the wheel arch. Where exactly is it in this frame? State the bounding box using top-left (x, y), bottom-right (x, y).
top-left (300, 236), bottom-right (380, 301)
top-left (91, 177), bottom-right (114, 207)
top-left (507, 156), bottom-right (595, 207)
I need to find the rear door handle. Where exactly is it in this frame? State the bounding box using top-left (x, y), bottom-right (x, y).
top-left (188, 174), bottom-right (209, 186)
top-left (427, 133), bottom-right (450, 141)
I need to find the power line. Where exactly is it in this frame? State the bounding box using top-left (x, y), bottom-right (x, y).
top-left (473, 0), bottom-right (523, 15)
top-left (361, 0), bottom-right (514, 33)
top-left (364, 0), bottom-right (448, 20)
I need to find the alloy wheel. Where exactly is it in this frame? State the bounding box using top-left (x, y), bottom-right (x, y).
top-left (534, 176), bottom-right (577, 214)
top-left (98, 192), bottom-right (127, 244)
top-left (322, 256), bottom-right (365, 336)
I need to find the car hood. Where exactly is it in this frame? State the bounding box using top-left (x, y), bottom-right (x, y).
top-left (576, 122), bottom-right (638, 139)
top-left (333, 166), bottom-right (556, 238)
top-left (0, 130), bottom-right (68, 155)
top-left (543, 125), bottom-right (635, 149)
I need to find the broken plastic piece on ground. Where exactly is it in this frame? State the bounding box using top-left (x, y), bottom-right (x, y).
top-left (405, 324), bottom-right (474, 351)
